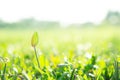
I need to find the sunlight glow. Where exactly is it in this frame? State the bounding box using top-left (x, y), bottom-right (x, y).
top-left (0, 0), bottom-right (120, 24)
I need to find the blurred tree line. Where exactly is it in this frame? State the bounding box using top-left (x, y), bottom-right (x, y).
top-left (102, 11), bottom-right (120, 26)
top-left (0, 18), bottom-right (60, 29)
top-left (69, 11), bottom-right (120, 28)
top-left (0, 11), bottom-right (120, 29)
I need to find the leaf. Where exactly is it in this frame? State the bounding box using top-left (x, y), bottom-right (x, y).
top-left (31, 32), bottom-right (39, 47)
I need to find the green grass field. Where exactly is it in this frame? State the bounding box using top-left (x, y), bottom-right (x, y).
top-left (0, 27), bottom-right (120, 80)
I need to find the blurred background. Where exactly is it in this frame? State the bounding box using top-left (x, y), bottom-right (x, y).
top-left (0, 0), bottom-right (120, 29)
top-left (0, 0), bottom-right (120, 56)
top-left (0, 0), bottom-right (120, 53)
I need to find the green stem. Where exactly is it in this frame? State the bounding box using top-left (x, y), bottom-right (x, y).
top-left (70, 68), bottom-right (75, 80)
top-left (116, 61), bottom-right (119, 80)
top-left (34, 47), bottom-right (40, 68)
top-left (1, 63), bottom-right (6, 80)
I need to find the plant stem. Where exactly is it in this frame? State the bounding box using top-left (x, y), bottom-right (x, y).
top-left (1, 63), bottom-right (6, 80)
top-left (70, 68), bottom-right (75, 80)
top-left (116, 61), bottom-right (119, 80)
top-left (34, 47), bottom-right (40, 68)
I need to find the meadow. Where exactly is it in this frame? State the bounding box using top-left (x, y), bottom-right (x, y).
top-left (0, 26), bottom-right (120, 80)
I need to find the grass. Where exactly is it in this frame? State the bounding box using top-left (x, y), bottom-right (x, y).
top-left (0, 27), bottom-right (120, 79)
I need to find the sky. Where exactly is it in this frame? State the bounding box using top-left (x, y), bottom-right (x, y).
top-left (0, 0), bottom-right (120, 24)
